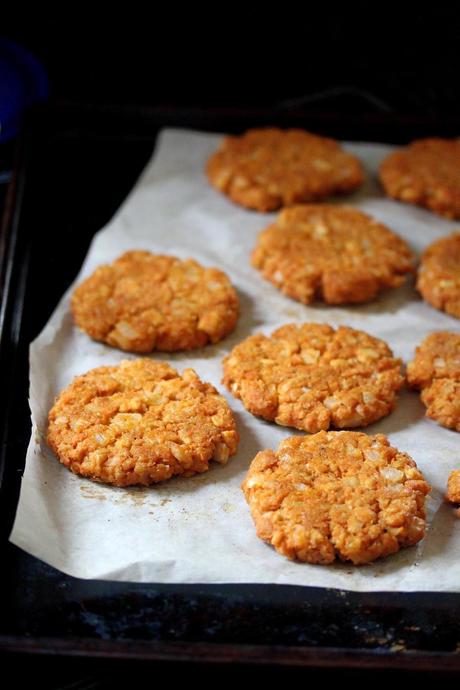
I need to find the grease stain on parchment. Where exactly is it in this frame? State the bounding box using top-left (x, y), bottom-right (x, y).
top-left (80, 485), bottom-right (107, 502)
top-left (79, 483), bottom-right (177, 510)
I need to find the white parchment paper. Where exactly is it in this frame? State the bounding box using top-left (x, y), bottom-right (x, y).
top-left (9, 128), bottom-right (460, 589)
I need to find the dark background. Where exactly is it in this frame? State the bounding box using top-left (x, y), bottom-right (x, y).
top-left (5, 7), bottom-right (460, 118)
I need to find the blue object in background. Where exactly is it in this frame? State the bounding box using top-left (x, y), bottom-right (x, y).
top-left (0, 37), bottom-right (48, 143)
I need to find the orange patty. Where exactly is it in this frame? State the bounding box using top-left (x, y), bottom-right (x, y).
top-left (207, 128), bottom-right (364, 211)
top-left (47, 359), bottom-right (239, 486)
top-left (407, 331), bottom-right (460, 432)
top-left (72, 251), bottom-right (239, 352)
top-left (242, 431), bottom-right (430, 565)
top-left (223, 323), bottom-right (404, 432)
top-left (252, 205), bottom-right (415, 305)
top-left (380, 138), bottom-right (460, 218)
top-left (417, 233), bottom-right (460, 319)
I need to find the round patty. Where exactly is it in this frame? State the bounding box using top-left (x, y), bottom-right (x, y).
top-left (206, 128), bottom-right (364, 211)
top-left (407, 331), bottom-right (460, 432)
top-left (71, 251), bottom-right (239, 352)
top-left (417, 233), bottom-right (460, 319)
top-left (223, 323), bottom-right (404, 432)
top-left (47, 359), bottom-right (239, 486)
top-left (251, 205), bottom-right (414, 305)
top-left (380, 138), bottom-right (460, 218)
top-left (242, 431), bottom-right (430, 565)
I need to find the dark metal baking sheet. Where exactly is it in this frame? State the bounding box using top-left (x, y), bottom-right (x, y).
top-left (1, 103), bottom-right (460, 670)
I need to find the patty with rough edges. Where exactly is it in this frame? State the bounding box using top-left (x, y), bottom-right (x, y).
top-left (242, 431), bottom-right (430, 565)
top-left (446, 470), bottom-right (460, 517)
top-left (222, 323), bottom-right (404, 432)
top-left (407, 331), bottom-right (460, 431)
top-left (251, 205), bottom-right (415, 305)
top-left (417, 233), bottom-right (460, 319)
top-left (71, 251), bottom-right (239, 352)
top-left (47, 359), bottom-right (239, 486)
top-left (380, 138), bottom-right (460, 218)
top-left (206, 128), bottom-right (364, 212)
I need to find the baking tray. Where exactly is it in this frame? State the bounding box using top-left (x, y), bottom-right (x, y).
top-left (1, 103), bottom-right (460, 671)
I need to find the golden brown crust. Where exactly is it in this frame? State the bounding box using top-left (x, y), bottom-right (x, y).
top-left (206, 128), bottom-right (364, 211)
top-left (407, 331), bottom-right (460, 431)
top-left (251, 205), bottom-right (415, 305)
top-left (446, 470), bottom-right (460, 511)
top-left (222, 323), bottom-right (404, 432)
top-left (379, 138), bottom-right (460, 218)
top-left (417, 233), bottom-right (460, 319)
top-left (242, 431), bottom-right (430, 565)
top-left (71, 251), bottom-right (239, 352)
top-left (47, 359), bottom-right (239, 486)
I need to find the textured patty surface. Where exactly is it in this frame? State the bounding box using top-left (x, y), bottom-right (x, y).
top-left (71, 251), bottom-right (239, 352)
top-left (407, 331), bottom-right (460, 431)
top-left (417, 233), bottom-right (460, 319)
top-left (206, 128), bottom-right (364, 211)
top-left (223, 323), bottom-right (404, 432)
top-left (242, 431), bottom-right (430, 565)
top-left (47, 359), bottom-right (239, 486)
top-left (252, 205), bottom-right (414, 305)
top-left (446, 470), bottom-right (460, 513)
top-left (380, 138), bottom-right (460, 218)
